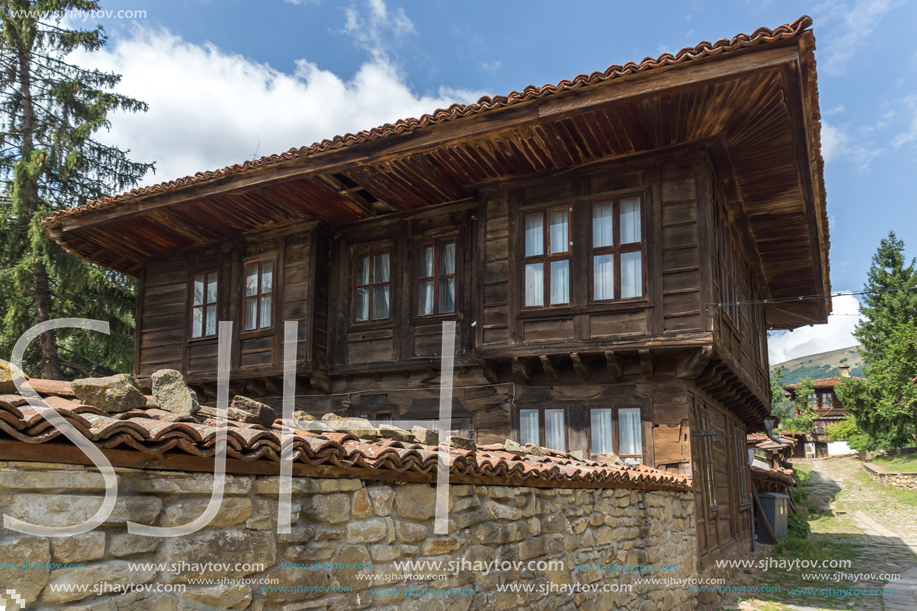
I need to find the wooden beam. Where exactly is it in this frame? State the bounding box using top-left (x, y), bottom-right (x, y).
top-left (309, 371), bottom-right (332, 394)
top-left (245, 379), bottom-right (268, 398)
top-left (512, 357), bottom-right (532, 382)
top-left (676, 346), bottom-right (714, 379)
top-left (480, 361), bottom-right (499, 385)
top-left (539, 355), bottom-right (560, 380)
top-left (639, 350), bottom-right (653, 377)
top-left (604, 351), bottom-right (624, 378)
top-left (570, 353), bottom-right (591, 380)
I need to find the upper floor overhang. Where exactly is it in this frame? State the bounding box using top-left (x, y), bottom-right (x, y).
top-left (43, 16), bottom-right (830, 330)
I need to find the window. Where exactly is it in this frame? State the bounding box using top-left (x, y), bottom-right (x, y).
top-left (815, 420), bottom-right (826, 434)
top-left (734, 425), bottom-right (749, 503)
top-left (807, 393), bottom-right (818, 410)
top-left (523, 207), bottom-right (571, 307)
top-left (354, 245), bottom-right (391, 322)
top-left (419, 238), bottom-right (457, 315)
top-left (244, 260), bottom-right (273, 331)
top-left (590, 407), bottom-right (643, 463)
top-left (700, 410), bottom-right (716, 510)
top-left (719, 215), bottom-right (740, 327)
top-left (191, 271), bottom-right (218, 339)
top-left (519, 407), bottom-right (566, 452)
top-left (591, 197), bottom-right (644, 301)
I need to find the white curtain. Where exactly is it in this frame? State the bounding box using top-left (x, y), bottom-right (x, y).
top-left (621, 251), bottom-right (642, 298)
top-left (593, 254), bottom-right (614, 300)
top-left (525, 213), bottom-right (544, 256)
top-left (550, 210), bottom-right (568, 253)
top-left (545, 409), bottom-right (565, 452)
top-left (550, 260), bottom-right (569, 305)
top-left (591, 409), bottom-right (613, 454)
top-left (620, 197), bottom-right (641, 244)
top-left (439, 278), bottom-right (455, 313)
top-left (619, 408), bottom-right (642, 457)
top-left (520, 410), bottom-right (539, 446)
top-left (593, 202), bottom-right (614, 247)
top-left (419, 280), bottom-right (434, 315)
top-left (525, 263), bottom-right (544, 306)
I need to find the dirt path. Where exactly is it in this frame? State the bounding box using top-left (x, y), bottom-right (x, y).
top-left (721, 456), bottom-right (917, 611)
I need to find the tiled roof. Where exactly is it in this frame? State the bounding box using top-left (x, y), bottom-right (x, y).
top-left (750, 465), bottom-right (796, 488)
top-left (42, 16), bottom-right (813, 229)
top-left (747, 432), bottom-right (797, 448)
top-left (0, 382), bottom-right (691, 491)
top-left (785, 375), bottom-right (865, 390)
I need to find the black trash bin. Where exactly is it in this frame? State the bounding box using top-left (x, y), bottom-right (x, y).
top-left (756, 492), bottom-right (789, 544)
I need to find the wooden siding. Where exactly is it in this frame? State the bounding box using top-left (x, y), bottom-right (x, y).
top-left (134, 222), bottom-right (319, 387)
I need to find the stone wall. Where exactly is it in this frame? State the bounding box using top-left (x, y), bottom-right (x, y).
top-left (0, 461), bottom-right (698, 611)
top-left (863, 462), bottom-right (917, 491)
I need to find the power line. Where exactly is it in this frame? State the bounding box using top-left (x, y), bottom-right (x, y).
top-left (707, 285), bottom-right (917, 311)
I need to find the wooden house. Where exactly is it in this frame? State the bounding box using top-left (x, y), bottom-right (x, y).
top-left (784, 366), bottom-right (861, 456)
top-left (43, 16), bottom-right (829, 569)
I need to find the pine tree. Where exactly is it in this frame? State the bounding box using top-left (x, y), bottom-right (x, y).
top-left (854, 231), bottom-right (917, 365)
top-left (0, 1), bottom-right (153, 379)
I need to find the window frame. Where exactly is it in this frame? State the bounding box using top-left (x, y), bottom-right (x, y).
top-left (241, 256), bottom-right (277, 335)
top-left (588, 406), bottom-right (645, 463)
top-left (188, 268), bottom-right (220, 341)
top-left (719, 213), bottom-right (741, 329)
top-left (517, 406), bottom-right (569, 453)
top-left (352, 241), bottom-right (394, 325)
top-left (521, 205), bottom-right (573, 309)
top-left (417, 235), bottom-right (459, 318)
top-left (589, 195), bottom-right (646, 303)
top-left (733, 424), bottom-right (750, 507)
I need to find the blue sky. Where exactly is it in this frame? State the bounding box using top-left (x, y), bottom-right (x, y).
top-left (75, 0), bottom-right (917, 363)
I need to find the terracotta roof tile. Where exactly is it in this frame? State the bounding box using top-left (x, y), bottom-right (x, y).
top-left (750, 465), bottom-right (796, 488)
top-left (0, 386), bottom-right (691, 491)
top-left (42, 16), bottom-right (813, 230)
top-left (784, 375), bottom-right (866, 389)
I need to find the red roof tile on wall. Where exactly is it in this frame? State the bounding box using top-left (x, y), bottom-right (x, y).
top-left (0, 385), bottom-right (691, 491)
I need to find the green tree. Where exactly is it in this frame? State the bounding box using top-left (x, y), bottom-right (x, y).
top-left (825, 416), bottom-right (860, 442)
top-left (0, 1), bottom-right (153, 379)
top-left (854, 231), bottom-right (917, 365)
top-left (769, 366), bottom-right (796, 422)
top-left (836, 320), bottom-right (917, 448)
top-left (779, 377), bottom-right (817, 433)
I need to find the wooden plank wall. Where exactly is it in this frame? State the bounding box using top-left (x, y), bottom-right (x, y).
top-left (689, 384), bottom-right (752, 568)
top-left (135, 224), bottom-right (318, 384)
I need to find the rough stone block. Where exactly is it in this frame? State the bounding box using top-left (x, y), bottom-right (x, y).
top-left (394, 484), bottom-right (437, 520)
top-left (71, 374), bottom-right (146, 413)
top-left (347, 518), bottom-right (388, 543)
top-left (157, 530), bottom-right (276, 583)
top-left (301, 493), bottom-right (351, 524)
top-left (179, 584), bottom-right (252, 610)
top-left (0, 536), bottom-right (50, 605)
top-left (50, 532), bottom-right (105, 564)
top-left (159, 497), bottom-right (251, 528)
top-left (366, 486), bottom-right (395, 517)
top-left (412, 426), bottom-right (439, 445)
top-left (42, 560), bottom-right (156, 604)
top-left (151, 369), bottom-right (200, 416)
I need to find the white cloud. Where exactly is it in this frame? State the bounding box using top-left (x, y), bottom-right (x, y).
top-left (344, 0), bottom-right (415, 61)
top-left (71, 26), bottom-right (483, 187)
top-left (891, 94), bottom-right (917, 148)
top-left (821, 121), bottom-right (882, 168)
top-left (768, 294), bottom-right (863, 365)
top-left (815, 0), bottom-right (900, 76)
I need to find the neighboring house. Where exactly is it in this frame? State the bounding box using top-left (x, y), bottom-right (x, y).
top-left (43, 16), bottom-right (829, 569)
top-left (784, 365), bottom-right (863, 457)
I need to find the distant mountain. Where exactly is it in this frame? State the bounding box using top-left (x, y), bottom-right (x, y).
top-left (770, 345), bottom-right (865, 386)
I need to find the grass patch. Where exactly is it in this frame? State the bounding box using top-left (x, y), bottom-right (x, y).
top-left (872, 454), bottom-right (917, 472)
top-left (852, 469), bottom-right (917, 506)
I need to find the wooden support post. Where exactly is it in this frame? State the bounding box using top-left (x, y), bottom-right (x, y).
top-left (539, 355), bottom-right (559, 380)
top-left (570, 353), bottom-right (591, 379)
top-left (639, 349), bottom-right (653, 377)
top-left (512, 357), bottom-right (532, 382)
top-left (604, 351), bottom-right (624, 378)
